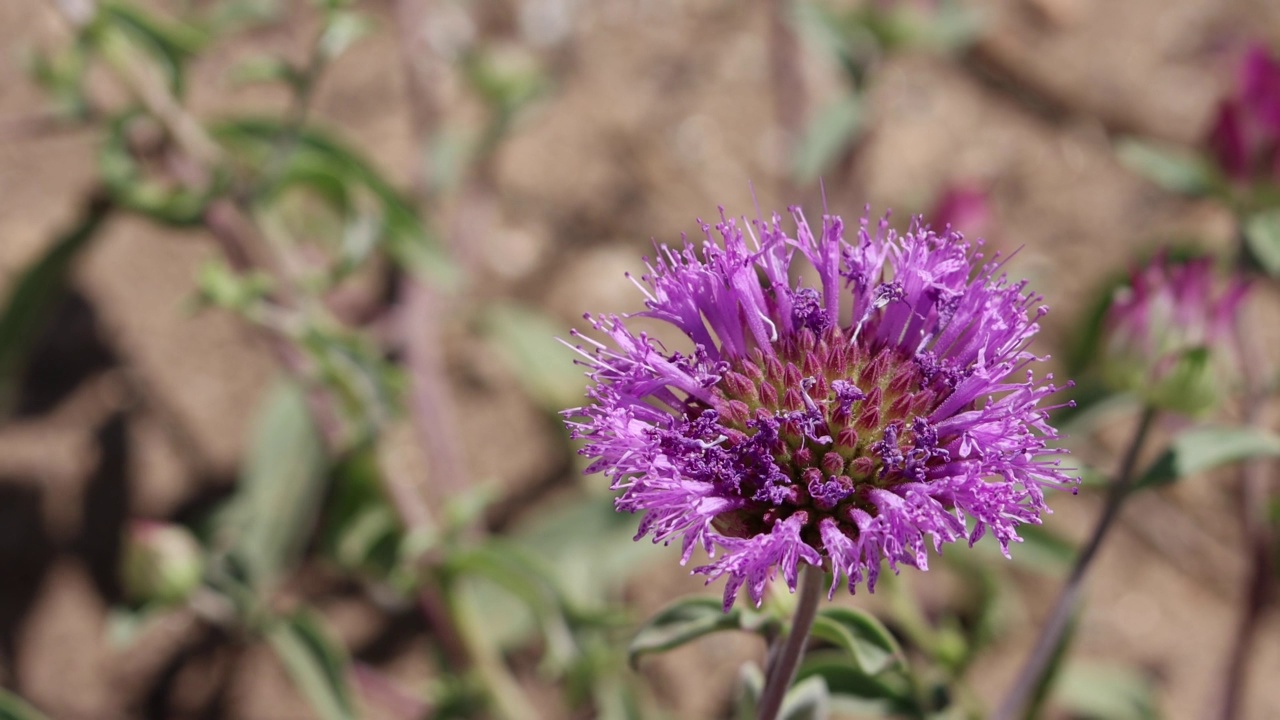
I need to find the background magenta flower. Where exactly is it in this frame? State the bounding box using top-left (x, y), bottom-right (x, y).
top-left (928, 183), bottom-right (993, 239)
top-left (564, 209), bottom-right (1076, 609)
top-left (1207, 44), bottom-right (1280, 183)
top-left (1102, 254), bottom-right (1250, 415)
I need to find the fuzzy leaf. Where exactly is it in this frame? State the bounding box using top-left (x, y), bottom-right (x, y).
top-left (1244, 209), bottom-right (1280, 277)
top-left (734, 662), bottom-right (766, 720)
top-left (781, 675), bottom-right (831, 720)
top-left (1134, 426), bottom-right (1280, 491)
top-left (214, 379), bottom-right (328, 591)
top-left (212, 119), bottom-right (457, 288)
top-left (809, 607), bottom-right (903, 675)
top-left (482, 303), bottom-right (582, 411)
top-left (1053, 663), bottom-right (1160, 720)
top-left (1115, 138), bottom-right (1219, 196)
top-left (318, 11), bottom-right (374, 62)
top-left (795, 652), bottom-right (916, 715)
top-left (267, 610), bottom-right (358, 720)
top-left (628, 597), bottom-right (769, 669)
top-left (793, 94), bottom-right (865, 183)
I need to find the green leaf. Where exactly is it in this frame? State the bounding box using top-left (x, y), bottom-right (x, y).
top-left (1114, 138), bottom-right (1219, 197)
top-left (971, 521), bottom-right (1076, 573)
top-left (212, 379), bottom-right (328, 591)
top-left (24, 41), bottom-right (92, 119)
top-left (211, 119), bottom-right (457, 288)
top-left (297, 327), bottom-right (402, 441)
top-left (481, 303), bottom-right (583, 411)
top-left (99, 112), bottom-right (220, 226)
top-left (266, 609), bottom-right (358, 720)
top-left (1053, 663), bottom-right (1160, 720)
top-left (734, 662), bottom-right (765, 720)
top-left (781, 675), bottom-right (831, 720)
top-left (318, 11), bottom-right (374, 62)
top-left (447, 542), bottom-right (579, 671)
top-left (510, 493), bottom-right (659, 609)
top-left (628, 597), bottom-right (770, 669)
top-left (1134, 425), bottom-right (1280, 491)
top-left (794, 652), bottom-right (916, 715)
top-left (320, 446), bottom-right (402, 577)
top-left (194, 260), bottom-right (273, 311)
top-left (463, 46), bottom-right (548, 121)
top-left (793, 94), bottom-right (865, 183)
top-left (95, 1), bottom-right (207, 97)
top-left (0, 195), bottom-right (112, 414)
top-left (809, 607), bottom-right (904, 675)
top-left (0, 690), bottom-right (50, 720)
top-left (229, 56), bottom-right (301, 89)
top-left (1244, 209), bottom-right (1280, 277)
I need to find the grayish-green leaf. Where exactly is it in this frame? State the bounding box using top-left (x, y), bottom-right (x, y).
top-left (793, 94), bottom-right (865, 183)
top-left (213, 379), bottom-right (328, 590)
top-left (809, 607), bottom-right (903, 675)
top-left (1114, 138), bottom-right (1218, 196)
top-left (734, 662), bottom-right (765, 720)
top-left (628, 597), bottom-right (750, 669)
top-left (482, 303), bottom-right (583, 411)
top-left (1135, 426), bottom-right (1280, 491)
top-left (780, 675), bottom-right (831, 720)
top-left (1245, 209), bottom-right (1280, 277)
top-left (229, 56), bottom-right (301, 88)
top-left (267, 610), bottom-right (358, 720)
top-left (795, 652), bottom-right (916, 715)
top-left (1053, 663), bottom-right (1160, 720)
top-left (95, 1), bottom-right (207, 97)
top-left (972, 522), bottom-right (1075, 573)
top-left (318, 11), bottom-right (374, 62)
top-left (212, 119), bottom-right (458, 288)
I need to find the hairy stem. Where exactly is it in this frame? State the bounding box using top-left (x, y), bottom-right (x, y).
top-left (757, 566), bottom-right (823, 720)
top-left (993, 406), bottom-right (1157, 720)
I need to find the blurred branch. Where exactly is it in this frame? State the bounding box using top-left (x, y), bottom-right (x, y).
top-left (390, 0), bottom-right (473, 511)
top-left (398, 278), bottom-right (470, 505)
top-left (1216, 306), bottom-right (1276, 720)
top-left (993, 407), bottom-right (1158, 720)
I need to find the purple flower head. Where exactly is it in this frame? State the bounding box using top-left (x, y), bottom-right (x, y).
top-left (1206, 44), bottom-right (1280, 183)
top-left (1103, 253), bottom-right (1250, 415)
top-left (563, 208), bottom-right (1076, 610)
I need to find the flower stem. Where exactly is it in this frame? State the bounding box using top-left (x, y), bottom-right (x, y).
top-left (757, 565), bottom-right (823, 720)
top-left (993, 406), bottom-right (1158, 720)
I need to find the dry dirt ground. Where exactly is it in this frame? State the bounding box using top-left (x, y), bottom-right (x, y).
top-left (2, 0), bottom-right (1280, 718)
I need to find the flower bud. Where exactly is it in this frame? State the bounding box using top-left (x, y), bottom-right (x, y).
top-left (121, 521), bottom-right (204, 606)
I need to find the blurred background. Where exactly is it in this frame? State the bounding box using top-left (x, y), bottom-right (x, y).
top-left (1, 0), bottom-right (1279, 718)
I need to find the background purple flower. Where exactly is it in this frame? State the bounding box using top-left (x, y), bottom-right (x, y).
top-left (563, 208), bottom-right (1076, 610)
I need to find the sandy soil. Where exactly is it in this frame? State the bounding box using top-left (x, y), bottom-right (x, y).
top-left (1, 0), bottom-right (1279, 717)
